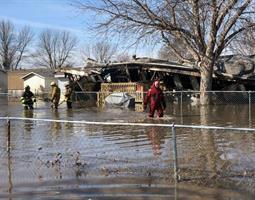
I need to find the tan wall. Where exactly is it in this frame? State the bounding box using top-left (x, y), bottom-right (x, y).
top-left (8, 71), bottom-right (28, 90)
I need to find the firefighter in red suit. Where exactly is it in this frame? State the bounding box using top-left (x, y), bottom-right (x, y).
top-left (144, 81), bottom-right (166, 118)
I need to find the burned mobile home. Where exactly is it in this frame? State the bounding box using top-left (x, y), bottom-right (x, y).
top-left (60, 56), bottom-right (255, 90)
top-left (58, 55), bottom-right (255, 108)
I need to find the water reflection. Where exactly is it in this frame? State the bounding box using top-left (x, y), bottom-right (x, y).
top-left (200, 106), bottom-right (218, 176)
top-left (7, 150), bottom-right (12, 198)
top-left (146, 127), bottom-right (165, 156)
top-left (64, 109), bottom-right (73, 130)
top-left (23, 109), bottom-right (34, 132)
top-left (51, 110), bottom-right (61, 134)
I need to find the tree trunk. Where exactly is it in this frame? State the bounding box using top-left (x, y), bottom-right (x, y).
top-left (200, 61), bottom-right (214, 105)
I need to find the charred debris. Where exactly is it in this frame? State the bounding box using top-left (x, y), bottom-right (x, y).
top-left (58, 55), bottom-right (255, 93)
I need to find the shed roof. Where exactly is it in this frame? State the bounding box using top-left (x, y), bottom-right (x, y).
top-left (58, 59), bottom-right (198, 77)
top-left (21, 70), bottom-right (55, 80)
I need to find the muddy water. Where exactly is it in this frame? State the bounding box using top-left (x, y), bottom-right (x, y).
top-left (0, 101), bottom-right (255, 199)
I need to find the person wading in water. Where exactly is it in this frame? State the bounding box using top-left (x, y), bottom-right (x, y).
top-left (20, 85), bottom-right (36, 110)
top-left (50, 81), bottom-right (61, 109)
top-left (64, 83), bottom-right (73, 109)
top-left (144, 81), bottom-right (166, 118)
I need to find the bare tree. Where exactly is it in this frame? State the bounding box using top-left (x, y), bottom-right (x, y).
top-left (158, 39), bottom-right (193, 62)
top-left (34, 29), bottom-right (77, 69)
top-left (0, 20), bottom-right (33, 70)
top-left (229, 27), bottom-right (255, 55)
top-left (73, 0), bottom-right (255, 104)
top-left (82, 40), bottom-right (117, 63)
top-left (114, 53), bottom-right (131, 62)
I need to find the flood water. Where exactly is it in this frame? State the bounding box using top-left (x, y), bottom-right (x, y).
top-left (0, 100), bottom-right (255, 199)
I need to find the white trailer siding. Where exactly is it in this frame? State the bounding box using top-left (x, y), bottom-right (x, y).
top-left (24, 75), bottom-right (45, 95)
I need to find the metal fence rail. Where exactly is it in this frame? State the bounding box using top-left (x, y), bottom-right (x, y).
top-left (1, 116), bottom-right (255, 131)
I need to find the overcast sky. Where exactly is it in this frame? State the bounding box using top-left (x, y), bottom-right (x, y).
top-left (0, 0), bottom-right (159, 63)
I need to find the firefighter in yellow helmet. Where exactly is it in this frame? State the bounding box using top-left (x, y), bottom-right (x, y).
top-left (20, 85), bottom-right (36, 110)
top-left (50, 81), bottom-right (61, 109)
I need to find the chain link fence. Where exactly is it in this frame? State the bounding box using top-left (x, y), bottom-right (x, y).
top-left (174, 126), bottom-right (255, 193)
top-left (0, 117), bottom-right (254, 197)
top-left (1, 90), bottom-right (255, 199)
top-left (164, 90), bottom-right (255, 104)
top-left (54, 90), bottom-right (255, 105)
top-left (3, 90), bottom-right (255, 103)
top-left (1, 90), bottom-right (255, 122)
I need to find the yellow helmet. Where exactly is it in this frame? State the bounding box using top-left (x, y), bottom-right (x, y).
top-left (50, 81), bottom-right (56, 86)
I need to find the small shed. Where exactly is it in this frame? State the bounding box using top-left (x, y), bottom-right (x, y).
top-left (0, 69), bottom-right (7, 93)
top-left (8, 70), bottom-right (29, 97)
top-left (22, 71), bottom-right (55, 95)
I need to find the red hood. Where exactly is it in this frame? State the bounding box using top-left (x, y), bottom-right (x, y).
top-left (150, 83), bottom-right (160, 91)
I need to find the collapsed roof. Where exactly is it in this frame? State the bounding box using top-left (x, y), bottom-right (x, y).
top-left (57, 56), bottom-right (255, 91)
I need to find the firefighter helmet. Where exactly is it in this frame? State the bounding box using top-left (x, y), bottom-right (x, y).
top-left (50, 81), bottom-right (56, 86)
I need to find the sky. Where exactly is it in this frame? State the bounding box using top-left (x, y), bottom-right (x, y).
top-left (0, 0), bottom-right (88, 39)
top-left (0, 0), bottom-right (159, 64)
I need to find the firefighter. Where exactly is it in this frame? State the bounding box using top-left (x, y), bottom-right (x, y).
top-left (20, 85), bottom-right (36, 110)
top-left (144, 81), bottom-right (166, 118)
top-left (64, 83), bottom-right (73, 109)
top-left (50, 81), bottom-right (61, 109)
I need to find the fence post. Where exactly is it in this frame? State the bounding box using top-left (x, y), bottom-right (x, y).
top-left (180, 92), bottom-right (183, 123)
top-left (172, 123), bottom-right (178, 181)
top-left (249, 91), bottom-right (251, 126)
top-left (7, 118), bottom-right (11, 152)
